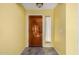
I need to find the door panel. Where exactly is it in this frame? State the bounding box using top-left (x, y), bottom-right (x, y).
top-left (29, 16), bottom-right (42, 47)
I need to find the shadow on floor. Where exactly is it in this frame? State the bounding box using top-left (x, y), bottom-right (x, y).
top-left (21, 47), bottom-right (58, 55)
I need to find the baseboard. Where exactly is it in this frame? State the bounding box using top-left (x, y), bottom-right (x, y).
top-left (18, 46), bottom-right (26, 55)
top-left (54, 47), bottom-right (61, 55)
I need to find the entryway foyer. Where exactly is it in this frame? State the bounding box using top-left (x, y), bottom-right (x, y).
top-left (0, 3), bottom-right (77, 55)
top-left (0, 3), bottom-right (66, 55)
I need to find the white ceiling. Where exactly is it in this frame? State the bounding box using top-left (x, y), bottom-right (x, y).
top-left (22, 3), bottom-right (57, 10)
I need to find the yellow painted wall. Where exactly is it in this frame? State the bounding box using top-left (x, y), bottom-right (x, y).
top-left (53, 4), bottom-right (66, 54)
top-left (66, 3), bottom-right (77, 55)
top-left (0, 3), bottom-right (77, 55)
top-left (0, 4), bottom-right (25, 54)
top-left (25, 9), bottom-right (54, 47)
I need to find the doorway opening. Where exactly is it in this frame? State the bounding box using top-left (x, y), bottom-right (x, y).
top-left (26, 14), bottom-right (52, 47)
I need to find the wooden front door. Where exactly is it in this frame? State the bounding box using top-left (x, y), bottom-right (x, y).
top-left (29, 16), bottom-right (42, 47)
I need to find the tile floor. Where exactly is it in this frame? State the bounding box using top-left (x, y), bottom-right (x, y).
top-left (21, 47), bottom-right (58, 55)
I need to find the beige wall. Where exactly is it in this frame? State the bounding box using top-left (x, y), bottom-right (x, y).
top-left (54, 3), bottom-right (78, 55)
top-left (25, 9), bottom-right (54, 47)
top-left (53, 4), bottom-right (66, 54)
top-left (66, 3), bottom-right (77, 55)
top-left (0, 4), bottom-right (25, 54)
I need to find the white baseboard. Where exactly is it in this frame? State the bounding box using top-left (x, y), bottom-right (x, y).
top-left (18, 46), bottom-right (26, 55)
top-left (54, 47), bottom-right (61, 55)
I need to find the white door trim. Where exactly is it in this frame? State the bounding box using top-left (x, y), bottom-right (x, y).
top-left (25, 14), bottom-right (45, 47)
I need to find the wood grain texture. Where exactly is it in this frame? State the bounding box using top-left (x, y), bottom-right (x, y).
top-left (29, 16), bottom-right (42, 47)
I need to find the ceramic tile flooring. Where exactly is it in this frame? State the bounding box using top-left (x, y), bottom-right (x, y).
top-left (21, 47), bottom-right (58, 55)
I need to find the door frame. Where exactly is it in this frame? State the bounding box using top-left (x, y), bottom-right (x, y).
top-left (25, 14), bottom-right (45, 47)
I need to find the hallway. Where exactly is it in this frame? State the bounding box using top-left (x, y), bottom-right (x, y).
top-left (0, 3), bottom-right (77, 55)
top-left (21, 47), bottom-right (58, 55)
